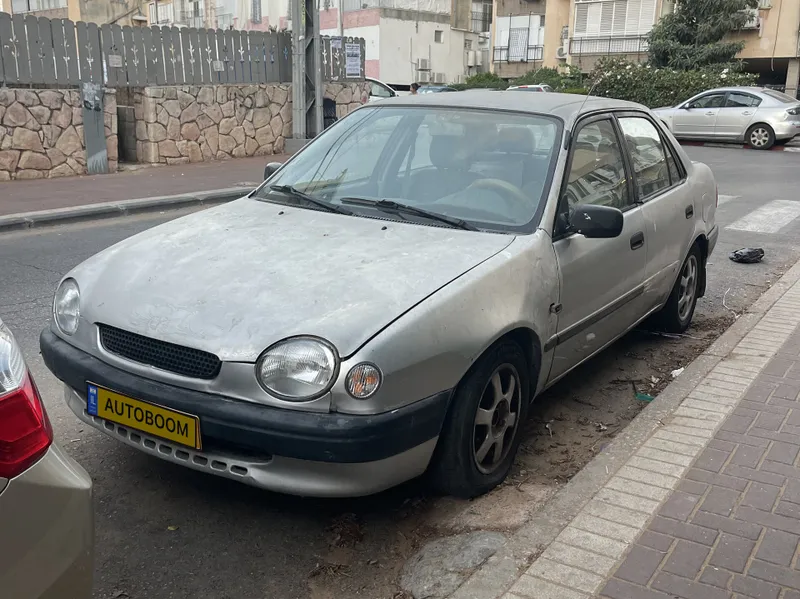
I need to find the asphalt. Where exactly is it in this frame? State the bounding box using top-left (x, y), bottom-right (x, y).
top-left (0, 145), bottom-right (799, 599)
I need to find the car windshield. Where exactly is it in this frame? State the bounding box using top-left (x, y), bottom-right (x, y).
top-left (763, 89), bottom-right (797, 104)
top-left (254, 106), bottom-right (561, 232)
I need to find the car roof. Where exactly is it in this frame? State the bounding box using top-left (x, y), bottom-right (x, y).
top-left (696, 87), bottom-right (772, 95)
top-left (373, 89), bottom-right (647, 121)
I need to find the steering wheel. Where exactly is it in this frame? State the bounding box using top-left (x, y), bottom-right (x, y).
top-left (467, 178), bottom-right (530, 204)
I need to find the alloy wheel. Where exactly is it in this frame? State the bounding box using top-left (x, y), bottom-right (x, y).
top-left (750, 127), bottom-right (770, 148)
top-left (678, 254), bottom-right (698, 322)
top-left (472, 364), bottom-right (522, 475)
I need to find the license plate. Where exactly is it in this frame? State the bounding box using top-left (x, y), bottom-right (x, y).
top-left (87, 383), bottom-right (202, 450)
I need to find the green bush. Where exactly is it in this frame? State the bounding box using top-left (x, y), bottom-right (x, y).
top-left (561, 87), bottom-right (590, 95)
top-left (589, 57), bottom-right (756, 108)
top-left (461, 72), bottom-right (508, 90)
top-left (510, 67), bottom-right (562, 89)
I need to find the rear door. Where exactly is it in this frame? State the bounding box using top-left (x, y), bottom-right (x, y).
top-left (617, 113), bottom-right (695, 311)
top-left (673, 92), bottom-right (726, 138)
top-left (714, 91), bottom-right (761, 139)
top-left (549, 115), bottom-right (648, 382)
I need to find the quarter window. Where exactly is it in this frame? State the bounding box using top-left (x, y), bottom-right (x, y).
top-left (725, 93), bottom-right (761, 108)
top-left (618, 117), bottom-right (671, 199)
top-left (565, 119), bottom-right (631, 210)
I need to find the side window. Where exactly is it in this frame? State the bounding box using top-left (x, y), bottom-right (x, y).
top-left (370, 82), bottom-right (392, 98)
top-left (564, 119), bottom-right (631, 210)
top-left (688, 93), bottom-right (726, 109)
top-left (725, 93), bottom-right (761, 108)
top-left (618, 117), bottom-right (671, 199)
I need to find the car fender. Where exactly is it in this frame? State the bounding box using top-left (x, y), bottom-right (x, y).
top-left (329, 232), bottom-right (560, 415)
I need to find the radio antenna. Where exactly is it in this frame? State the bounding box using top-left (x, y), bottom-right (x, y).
top-left (564, 77), bottom-right (600, 149)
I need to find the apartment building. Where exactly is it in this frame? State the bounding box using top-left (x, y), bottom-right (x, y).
top-left (731, 0), bottom-right (800, 96)
top-left (487, 0), bottom-right (672, 78)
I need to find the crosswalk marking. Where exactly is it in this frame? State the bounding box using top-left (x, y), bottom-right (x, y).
top-left (726, 199), bottom-right (800, 234)
top-left (718, 195), bottom-right (737, 205)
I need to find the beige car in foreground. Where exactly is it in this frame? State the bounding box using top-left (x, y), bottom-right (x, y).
top-left (0, 318), bottom-right (93, 598)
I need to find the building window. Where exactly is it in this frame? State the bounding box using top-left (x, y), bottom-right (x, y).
top-left (11, 0), bottom-right (66, 12)
top-left (434, 30), bottom-right (443, 43)
top-left (573, 0), bottom-right (657, 38)
top-left (465, 39), bottom-right (473, 50)
top-left (251, 0), bottom-right (262, 23)
top-left (470, 1), bottom-right (492, 33)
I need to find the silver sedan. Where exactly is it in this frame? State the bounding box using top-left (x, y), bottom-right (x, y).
top-left (653, 86), bottom-right (800, 150)
top-left (41, 91), bottom-right (718, 498)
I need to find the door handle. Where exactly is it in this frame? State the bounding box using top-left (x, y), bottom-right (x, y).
top-left (705, 111), bottom-right (716, 116)
top-left (743, 111), bottom-right (753, 116)
top-left (630, 231), bottom-right (644, 250)
top-left (685, 205), bottom-right (694, 219)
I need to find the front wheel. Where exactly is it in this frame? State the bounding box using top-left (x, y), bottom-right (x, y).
top-left (654, 245), bottom-right (703, 333)
top-left (746, 124), bottom-right (775, 150)
top-left (429, 341), bottom-right (530, 498)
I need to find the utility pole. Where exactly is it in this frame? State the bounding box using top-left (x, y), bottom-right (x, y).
top-left (291, 0), bottom-right (323, 140)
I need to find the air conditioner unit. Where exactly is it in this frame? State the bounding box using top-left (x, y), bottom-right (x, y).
top-left (431, 72), bottom-right (444, 83)
top-left (556, 45), bottom-right (568, 59)
top-left (467, 50), bottom-right (477, 67)
top-left (454, 74), bottom-right (465, 83)
top-left (417, 58), bottom-right (431, 71)
top-left (418, 71), bottom-right (431, 83)
top-left (474, 51), bottom-right (483, 66)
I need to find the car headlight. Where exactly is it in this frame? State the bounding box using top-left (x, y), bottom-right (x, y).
top-left (53, 278), bottom-right (80, 336)
top-left (256, 337), bottom-right (338, 401)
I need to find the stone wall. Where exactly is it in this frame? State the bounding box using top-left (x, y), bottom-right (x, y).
top-left (0, 88), bottom-right (118, 180)
top-left (130, 82), bottom-right (369, 165)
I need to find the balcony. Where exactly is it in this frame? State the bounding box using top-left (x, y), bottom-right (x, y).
top-left (493, 45), bottom-right (544, 62)
top-left (470, 9), bottom-right (492, 33)
top-left (569, 35), bottom-right (648, 55)
top-left (177, 10), bottom-right (206, 27)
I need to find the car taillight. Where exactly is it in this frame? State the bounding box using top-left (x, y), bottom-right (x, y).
top-left (0, 320), bottom-right (53, 479)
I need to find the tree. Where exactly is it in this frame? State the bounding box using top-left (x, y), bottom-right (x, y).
top-left (648, 0), bottom-right (759, 70)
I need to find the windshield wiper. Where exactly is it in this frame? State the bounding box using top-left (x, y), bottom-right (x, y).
top-left (340, 197), bottom-right (477, 231)
top-left (268, 184), bottom-right (353, 215)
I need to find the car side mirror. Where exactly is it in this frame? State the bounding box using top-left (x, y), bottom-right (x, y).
top-left (681, 104), bottom-right (691, 110)
top-left (264, 162), bottom-right (282, 180)
top-left (569, 204), bottom-right (624, 239)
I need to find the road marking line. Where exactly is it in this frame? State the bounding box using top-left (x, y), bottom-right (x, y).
top-left (717, 195), bottom-right (737, 205)
top-left (726, 199), bottom-right (800, 234)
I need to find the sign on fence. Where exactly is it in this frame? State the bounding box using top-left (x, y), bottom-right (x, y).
top-left (0, 12), bottom-right (366, 87)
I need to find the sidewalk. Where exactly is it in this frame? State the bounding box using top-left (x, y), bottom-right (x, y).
top-left (449, 260), bottom-right (800, 599)
top-left (0, 155), bottom-right (289, 217)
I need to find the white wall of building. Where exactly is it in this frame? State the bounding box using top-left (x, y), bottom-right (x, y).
top-left (379, 18), bottom-right (468, 85)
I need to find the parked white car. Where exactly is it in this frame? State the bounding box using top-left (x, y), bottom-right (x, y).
top-left (653, 87), bottom-right (800, 150)
top-left (366, 77), bottom-right (397, 102)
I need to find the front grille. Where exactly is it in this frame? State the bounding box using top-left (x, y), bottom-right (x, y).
top-left (98, 324), bottom-right (222, 380)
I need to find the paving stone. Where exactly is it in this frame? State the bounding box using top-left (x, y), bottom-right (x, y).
top-left (699, 486), bottom-right (741, 517)
top-left (637, 531), bottom-right (674, 552)
top-left (659, 491), bottom-right (700, 521)
top-left (699, 566), bottom-right (733, 589)
top-left (651, 571), bottom-right (732, 599)
top-left (708, 533), bottom-right (756, 573)
top-left (649, 516), bottom-right (718, 546)
top-left (755, 529), bottom-right (799, 567)
top-left (730, 444), bottom-right (766, 469)
top-left (526, 558), bottom-right (604, 594)
top-left (509, 576), bottom-right (589, 599)
top-left (741, 483), bottom-right (780, 511)
top-left (613, 545), bottom-right (664, 585)
top-left (600, 578), bottom-right (674, 599)
top-left (661, 540), bottom-right (710, 579)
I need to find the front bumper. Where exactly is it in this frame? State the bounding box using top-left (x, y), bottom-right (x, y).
top-left (42, 328), bottom-right (449, 497)
top-left (0, 444), bottom-right (93, 599)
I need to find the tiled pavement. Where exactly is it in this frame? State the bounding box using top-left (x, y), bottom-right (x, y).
top-left (497, 276), bottom-right (800, 598)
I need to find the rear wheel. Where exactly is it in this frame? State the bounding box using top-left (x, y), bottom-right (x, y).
top-left (746, 124), bottom-right (775, 150)
top-left (653, 244), bottom-right (702, 333)
top-left (430, 341), bottom-right (530, 498)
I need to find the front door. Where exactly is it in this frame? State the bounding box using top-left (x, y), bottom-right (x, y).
top-left (549, 116), bottom-right (648, 382)
top-left (714, 91), bottom-right (761, 139)
top-left (673, 92), bottom-right (726, 138)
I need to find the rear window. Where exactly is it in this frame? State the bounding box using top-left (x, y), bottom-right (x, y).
top-left (763, 89), bottom-right (797, 103)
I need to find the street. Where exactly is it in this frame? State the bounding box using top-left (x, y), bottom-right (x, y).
top-left (2, 145), bottom-right (800, 599)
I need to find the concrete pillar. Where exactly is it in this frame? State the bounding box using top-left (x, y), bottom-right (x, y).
top-left (786, 58), bottom-right (800, 98)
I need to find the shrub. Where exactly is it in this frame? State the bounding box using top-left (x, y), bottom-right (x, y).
top-left (461, 72), bottom-right (508, 90)
top-left (589, 57), bottom-right (756, 108)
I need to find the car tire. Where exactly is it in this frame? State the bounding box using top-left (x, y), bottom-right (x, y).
top-left (429, 340), bottom-right (530, 498)
top-left (654, 244), bottom-right (703, 334)
top-left (746, 123), bottom-right (775, 150)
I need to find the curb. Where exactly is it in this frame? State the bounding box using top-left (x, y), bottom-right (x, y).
top-left (0, 186), bottom-right (250, 234)
top-left (680, 140), bottom-right (800, 152)
top-left (446, 257), bottom-right (800, 599)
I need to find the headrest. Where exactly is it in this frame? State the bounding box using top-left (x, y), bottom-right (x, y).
top-left (495, 127), bottom-right (536, 154)
top-left (429, 135), bottom-right (465, 169)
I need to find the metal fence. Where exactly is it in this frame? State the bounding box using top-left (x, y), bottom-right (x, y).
top-left (0, 12), bottom-right (366, 87)
top-left (568, 35), bottom-right (649, 55)
top-left (492, 45), bottom-right (543, 63)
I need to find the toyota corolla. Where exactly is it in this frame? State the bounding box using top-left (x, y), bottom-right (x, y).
top-left (41, 91), bottom-right (718, 498)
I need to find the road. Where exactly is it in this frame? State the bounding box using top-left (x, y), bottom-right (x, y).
top-left (1, 145), bottom-right (800, 599)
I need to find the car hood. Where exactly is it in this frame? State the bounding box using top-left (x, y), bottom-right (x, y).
top-left (74, 198), bottom-right (514, 361)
